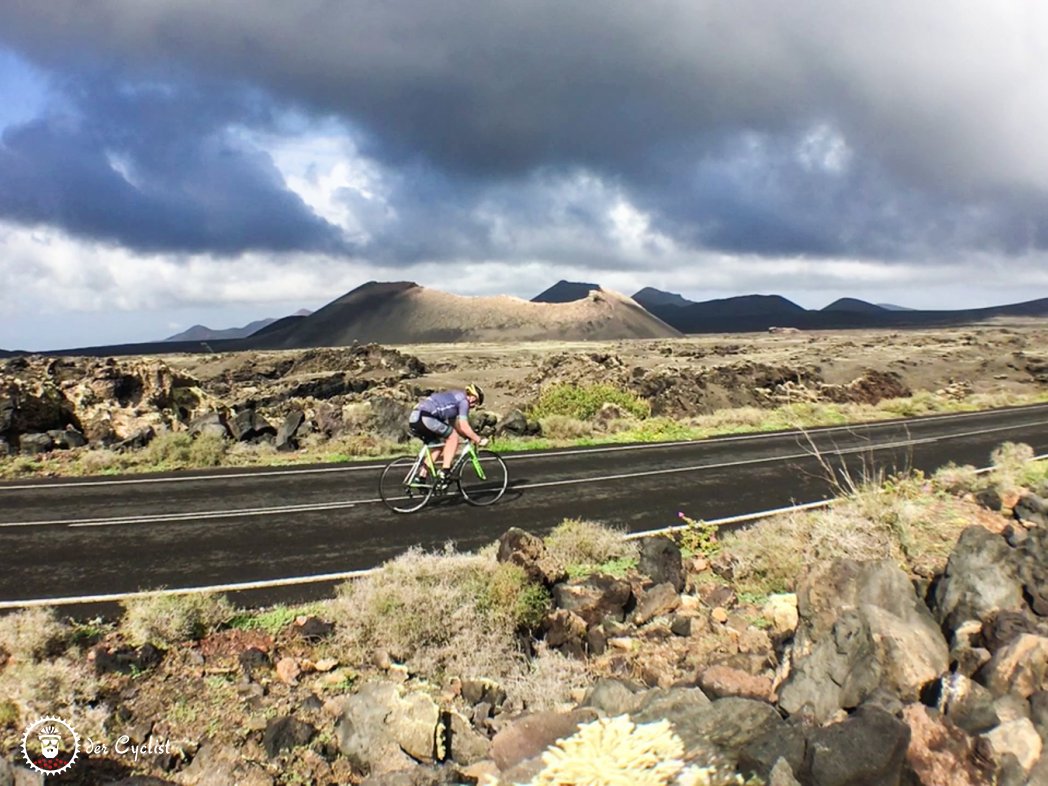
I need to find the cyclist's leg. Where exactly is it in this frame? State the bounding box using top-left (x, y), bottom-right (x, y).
top-left (419, 415), bottom-right (454, 469)
top-left (408, 412), bottom-right (436, 477)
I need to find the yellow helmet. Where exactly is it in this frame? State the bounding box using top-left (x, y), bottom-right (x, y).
top-left (465, 383), bottom-right (485, 406)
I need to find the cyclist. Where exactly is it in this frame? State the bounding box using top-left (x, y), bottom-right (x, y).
top-left (408, 383), bottom-right (489, 487)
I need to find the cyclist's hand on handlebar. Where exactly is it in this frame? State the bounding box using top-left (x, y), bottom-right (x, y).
top-left (478, 437), bottom-right (489, 447)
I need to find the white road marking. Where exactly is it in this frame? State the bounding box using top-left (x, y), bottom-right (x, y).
top-left (1, 403), bottom-right (1045, 491)
top-left (0, 419), bottom-right (1042, 529)
top-left (4, 451), bottom-right (1043, 610)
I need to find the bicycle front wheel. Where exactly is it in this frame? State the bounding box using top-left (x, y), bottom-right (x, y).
top-left (379, 456), bottom-right (433, 513)
top-left (457, 450), bottom-right (508, 506)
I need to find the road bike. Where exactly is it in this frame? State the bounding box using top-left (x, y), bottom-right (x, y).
top-left (378, 440), bottom-right (509, 513)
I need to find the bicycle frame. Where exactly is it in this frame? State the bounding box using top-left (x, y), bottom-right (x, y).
top-left (405, 439), bottom-right (487, 485)
top-left (380, 438), bottom-right (507, 513)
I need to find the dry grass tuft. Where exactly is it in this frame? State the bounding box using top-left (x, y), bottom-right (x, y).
top-left (989, 441), bottom-right (1036, 494)
top-left (0, 608), bottom-right (107, 742)
top-left (331, 547), bottom-right (552, 688)
top-left (121, 593), bottom-right (235, 646)
top-left (0, 607), bottom-right (68, 663)
top-left (931, 462), bottom-right (981, 495)
top-left (543, 519), bottom-right (639, 574)
top-left (503, 643), bottom-right (592, 713)
top-left (721, 470), bottom-right (983, 592)
top-left (539, 415), bottom-right (597, 441)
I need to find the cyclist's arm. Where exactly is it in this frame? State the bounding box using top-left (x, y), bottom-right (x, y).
top-left (454, 415), bottom-right (484, 444)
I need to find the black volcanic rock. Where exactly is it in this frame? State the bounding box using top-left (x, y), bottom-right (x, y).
top-left (632, 287), bottom-right (694, 309)
top-left (531, 280), bottom-right (601, 303)
top-left (822, 298), bottom-right (888, 313)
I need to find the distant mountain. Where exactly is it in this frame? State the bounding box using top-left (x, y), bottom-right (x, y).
top-left (531, 280), bottom-right (602, 303)
top-left (164, 310), bottom-right (312, 341)
top-left (165, 318), bottom-right (275, 342)
top-left (643, 293), bottom-right (1048, 334)
top-left (877, 303), bottom-right (917, 311)
top-left (248, 313), bottom-right (310, 338)
top-left (21, 286), bottom-right (1048, 357)
top-left (632, 287), bottom-right (694, 309)
top-left (246, 281), bottom-right (680, 347)
top-left (822, 298), bottom-right (888, 314)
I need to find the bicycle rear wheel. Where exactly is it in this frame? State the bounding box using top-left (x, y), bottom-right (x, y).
top-left (379, 456), bottom-right (434, 513)
top-left (457, 450), bottom-right (508, 506)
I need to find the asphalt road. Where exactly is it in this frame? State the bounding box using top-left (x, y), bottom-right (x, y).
top-left (1, 404), bottom-right (1046, 609)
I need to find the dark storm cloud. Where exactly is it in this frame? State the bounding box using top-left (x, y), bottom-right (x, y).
top-left (0, 71), bottom-right (347, 254)
top-left (0, 1), bottom-right (1046, 263)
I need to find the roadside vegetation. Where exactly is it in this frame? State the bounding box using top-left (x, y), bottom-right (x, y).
top-left (1, 385), bottom-right (1046, 480)
top-left (1, 447), bottom-right (1044, 782)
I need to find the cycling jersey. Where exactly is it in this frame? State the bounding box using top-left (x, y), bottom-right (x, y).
top-left (417, 390), bottom-right (470, 422)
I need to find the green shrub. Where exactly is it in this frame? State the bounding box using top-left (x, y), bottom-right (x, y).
top-left (530, 383), bottom-right (650, 421)
top-left (227, 602), bottom-right (325, 636)
top-left (676, 511), bottom-right (721, 559)
top-left (188, 432), bottom-right (229, 467)
top-left (472, 563), bottom-right (552, 630)
top-left (122, 593), bottom-right (234, 646)
top-left (565, 556), bottom-right (637, 579)
top-left (144, 431), bottom-right (194, 466)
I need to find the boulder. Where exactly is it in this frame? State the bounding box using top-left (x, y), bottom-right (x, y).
top-left (495, 409), bottom-right (529, 436)
top-left (230, 409), bottom-right (275, 442)
top-left (489, 709), bottom-right (598, 771)
top-left (359, 766), bottom-right (464, 786)
top-left (805, 706), bottom-right (910, 786)
top-left (337, 682), bottom-right (416, 774)
top-left (188, 412), bottom-right (229, 440)
top-left (981, 717), bottom-right (1043, 775)
top-left (579, 679), bottom-right (640, 717)
top-left (698, 665), bottom-right (775, 703)
top-left (632, 582), bottom-right (680, 625)
top-left (903, 704), bottom-right (991, 786)
top-left (980, 634), bottom-right (1048, 699)
top-left (737, 722), bottom-right (808, 782)
top-left (636, 536), bottom-right (684, 592)
top-left (1014, 493), bottom-right (1048, 528)
top-left (542, 609), bottom-right (587, 657)
top-left (47, 428), bottom-right (87, 449)
top-left (932, 527), bottom-right (1025, 631)
top-left (179, 742), bottom-right (274, 786)
top-left (18, 432), bottom-right (53, 455)
top-left (444, 711), bottom-right (490, 766)
top-left (460, 678), bottom-right (506, 708)
top-left (941, 674), bottom-right (1000, 735)
top-left (496, 528), bottom-right (566, 586)
top-left (369, 397), bottom-right (412, 442)
top-left (262, 716), bottom-right (315, 759)
top-left (114, 426), bottom-right (155, 450)
top-left (762, 594), bottom-right (800, 641)
top-left (636, 695), bottom-right (783, 770)
top-left (779, 559), bottom-right (949, 724)
top-left (552, 575), bottom-right (633, 627)
top-left (390, 692), bottom-right (441, 762)
top-left (276, 410), bottom-right (306, 451)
